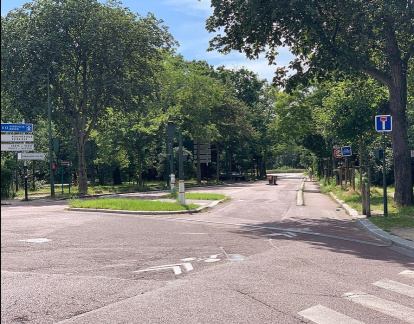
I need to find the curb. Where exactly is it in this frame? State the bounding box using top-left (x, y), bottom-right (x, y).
top-left (329, 192), bottom-right (359, 217)
top-left (357, 218), bottom-right (414, 251)
top-left (329, 191), bottom-right (414, 252)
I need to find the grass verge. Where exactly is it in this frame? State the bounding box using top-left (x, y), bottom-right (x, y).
top-left (319, 181), bottom-right (414, 231)
top-left (69, 198), bottom-right (199, 211)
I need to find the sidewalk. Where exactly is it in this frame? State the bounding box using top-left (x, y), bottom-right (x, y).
top-left (301, 179), bottom-right (414, 252)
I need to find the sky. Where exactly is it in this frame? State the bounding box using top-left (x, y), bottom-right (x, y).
top-left (1, 0), bottom-right (295, 83)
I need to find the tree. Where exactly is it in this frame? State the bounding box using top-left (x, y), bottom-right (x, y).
top-left (207, 0), bottom-right (413, 205)
top-left (1, 0), bottom-right (175, 194)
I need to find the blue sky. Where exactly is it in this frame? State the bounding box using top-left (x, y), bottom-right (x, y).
top-left (1, 0), bottom-right (294, 82)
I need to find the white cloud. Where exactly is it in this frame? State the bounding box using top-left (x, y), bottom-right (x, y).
top-left (162, 0), bottom-right (213, 17)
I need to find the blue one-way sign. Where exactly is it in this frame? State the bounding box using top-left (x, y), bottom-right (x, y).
top-left (375, 115), bottom-right (392, 132)
top-left (1, 123), bottom-right (34, 133)
top-left (341, 146), bottom-right (352, 156)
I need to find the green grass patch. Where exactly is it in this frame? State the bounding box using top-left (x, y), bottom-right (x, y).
top-left (267, 168), bottom-right (306, 173)
top-left (369, 206), bottom-right (414, 231)
top-left (319, 181), bottom-right (414, 230)
top-left (69, 198), bottom-right (199, 211)
top-left (161, 192), bottom-right (227, 200)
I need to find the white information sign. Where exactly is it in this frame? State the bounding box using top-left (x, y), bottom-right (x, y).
top-left (1, 134), bottom-right (34, 142)
top-left (1, 143), bottom-right (34, 151)
top-left (18, 152), bottom-right (46, 160)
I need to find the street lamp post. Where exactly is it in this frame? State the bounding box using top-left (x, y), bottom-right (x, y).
top-left (167, 121), bottom-right (176, 193)
top-left (178, 128), bottom-right (186, 205)
top-left (47, 65), bottom-right (55, 198)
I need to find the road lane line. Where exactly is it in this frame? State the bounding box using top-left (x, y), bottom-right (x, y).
top-left (400, 270), bottom-right (414, 279)
top-left (298, 304), bottom-right (364, 324)
top-left (343, 291), bottom-right (414, 323)
top-left (373, 279), bottom-right (414, 298)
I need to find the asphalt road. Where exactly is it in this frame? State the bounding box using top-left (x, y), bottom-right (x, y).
top-left (1, 174), bottom-right (413, 324)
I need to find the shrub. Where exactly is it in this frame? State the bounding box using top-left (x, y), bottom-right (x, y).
top-left (1, 167), bottom-right (13, 199)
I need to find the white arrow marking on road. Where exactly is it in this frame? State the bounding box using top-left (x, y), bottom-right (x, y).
top-left (400, 270), bottom-right (414, 279)
top-left (134, 263), bottom-right (193, 276)
top-left (262, 232), bottom-right (297, 238)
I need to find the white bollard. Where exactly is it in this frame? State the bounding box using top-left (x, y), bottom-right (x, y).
top-left (178, 180), bottom-right (185, 205)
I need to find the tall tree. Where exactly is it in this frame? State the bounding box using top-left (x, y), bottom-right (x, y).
top-left (1, 0), bottom-right (175, 194)
top-left (207, 0), bottom-right (413, 205)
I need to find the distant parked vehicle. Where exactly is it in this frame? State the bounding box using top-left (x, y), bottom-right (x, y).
top-left (219, 172), bottom-right (246, 181)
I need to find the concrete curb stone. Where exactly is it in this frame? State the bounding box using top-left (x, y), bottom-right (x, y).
top-left (329, 191), bottom-right (414, 252)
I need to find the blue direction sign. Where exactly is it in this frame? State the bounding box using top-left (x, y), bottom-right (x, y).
top-left (1, 123), bottom-right (33, 133)
top-left (341, 146), bottom-right (352, 157)
top-left (375, 115), bottom-right (392, 132)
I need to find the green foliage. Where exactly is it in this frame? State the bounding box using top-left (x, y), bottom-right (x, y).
top-left (207, 0), bottom-right (414, 206)
top-left (1, 165), bottom-right (13, 198)
top-left (2, 0), bottom-right (176, 194)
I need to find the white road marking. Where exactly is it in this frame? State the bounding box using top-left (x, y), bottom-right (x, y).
top-left (19, 238), bottom-right (52, 243)
top-left (262, 232), bottom-right (297, 238)
top-left (181, 257), bottom-right (196, 262)
top-left (373, 279), bottom-right (414, 298)
top-left (400, 270), bottom-right (414, 279)
top-left (298, 304), bottom-right (364, 324)
top-left (134, 262), bottom-right (193, 276)
top-left (343, 291), bottom-right (414, 323)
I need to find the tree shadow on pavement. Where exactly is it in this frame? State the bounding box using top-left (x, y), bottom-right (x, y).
top-left (228, 218), bottom-right (414, 266)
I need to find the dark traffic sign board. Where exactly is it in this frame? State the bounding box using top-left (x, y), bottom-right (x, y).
top-left (341, 146), bottom-right (352, 157)
top-left (375, 115), bottom-right (392, 132)
top-left (1, 123), bottom-right (34, 133)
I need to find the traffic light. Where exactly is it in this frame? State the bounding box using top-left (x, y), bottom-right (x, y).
top-left (52, 164), bottom-right (56, 170)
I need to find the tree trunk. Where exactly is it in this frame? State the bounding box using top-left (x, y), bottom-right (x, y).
top-left (389, 64), bottom-right (413, 206)
top-left (77, 140), bottom-right (88, 195)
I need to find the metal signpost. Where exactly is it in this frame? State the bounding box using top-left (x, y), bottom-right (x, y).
top-left (2, 122), bottom-right (46, 201)
top-left (178, 130), bottom-right (186, 205)
top-left (1, 122), bottom-right (35, 201)
top-left (375, 115), bottom-right (392, 217)
top-left (167, 121), bottom-right (176, 193)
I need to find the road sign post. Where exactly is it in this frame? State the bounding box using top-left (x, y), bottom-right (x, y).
top-left (167, 121), bottom-right (176, 193)
top-left (375, 115), bottom-right (392, 217)
top-left (178, 129), bottom-right (186, 205)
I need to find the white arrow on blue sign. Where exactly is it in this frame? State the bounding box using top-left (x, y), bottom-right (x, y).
top-left (375, 115), bottom-right (392, 132)
top-left (1, 123), bottom-right (34, 133)
top-left (341, 146), bottom-right (352, 156)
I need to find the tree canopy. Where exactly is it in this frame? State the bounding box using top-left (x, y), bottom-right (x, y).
top-left (207, 0), bottom-right (414, 205)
